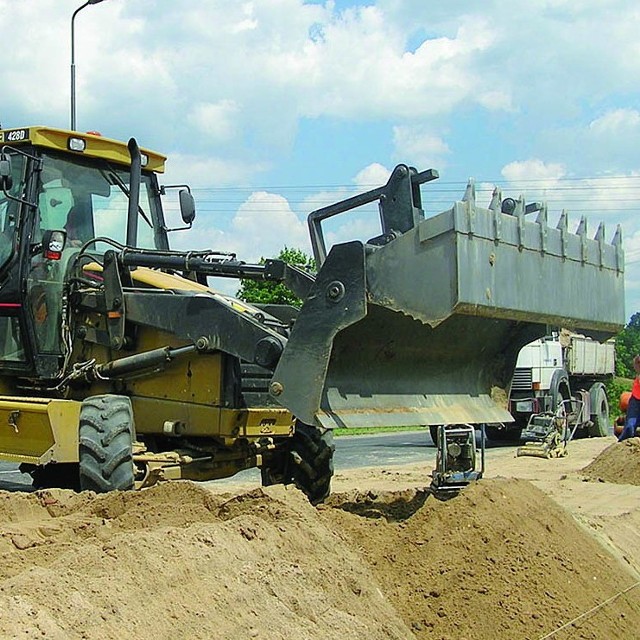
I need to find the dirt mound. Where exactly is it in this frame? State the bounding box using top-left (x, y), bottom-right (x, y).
top-left (0, 476), bottom-right (638, 639)
top-left (0, 482), bottom-right (411, 640)
top-left (322, 478), bottom-right (640, 639)
top-left (582, 437), bottom-right (640, 485)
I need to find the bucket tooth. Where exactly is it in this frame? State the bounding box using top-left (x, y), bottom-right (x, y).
top-left (613, 224), bottom-right (624, 272)
top-left (514, 194), bottom-right (525, 217)
top-left (613, 223), bottom-right (623, 246)
top-left (488, 186), bottom-right (502, 212)
top-left (536, 203), bottom-right (548, 253)
top-left (576, 215), bottom-right (587, 236)
top-left (462, 178), bottom-right (476, 206)
top-left (535, 202), bottom-right (548, 227)
top-left (557, 209), bottom-right (569, 231)
top-left (595, 222), bottom-right (606, 267)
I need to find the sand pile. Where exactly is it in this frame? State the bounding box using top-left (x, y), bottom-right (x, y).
top-left (582, 437), bottom-right (640, 485)
top-left (0, 477), bottom-right (638, 639)
top-left (0, 483), bottom-right (410, 640)
top-left (323, 478), bottom-right (640, 639)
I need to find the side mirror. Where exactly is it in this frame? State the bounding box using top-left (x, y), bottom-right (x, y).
top-left (0, 153), bottom-right (13, 191)
top-left (179, 189), bottom-right (196, 225)
top-left (41, 229), bottom-right (67, 260)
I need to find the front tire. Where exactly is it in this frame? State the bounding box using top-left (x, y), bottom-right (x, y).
top-left (588, 382), bottom-right (610, 437)
top-left (79, 395), bottom-right (135, 492)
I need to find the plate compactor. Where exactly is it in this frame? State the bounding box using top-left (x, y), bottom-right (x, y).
top-left (516, 399), bottom-right (586, 458)
top-left (430, 424), bottom-right (486, 499)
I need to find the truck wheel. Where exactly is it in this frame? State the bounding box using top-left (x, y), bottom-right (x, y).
top-left (79, 395), bottom-right (135, 492)
top-left (274, 420), bottom-right (335, 505)
top-left (588, 383), bottom-right (610, 437)
top-left (485, 423), bottom-right (521, 442)
top-left (551, 371), bottom-right (571, 412)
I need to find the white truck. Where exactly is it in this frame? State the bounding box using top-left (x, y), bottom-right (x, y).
top-left (486, 331), bottom-right (614, 441)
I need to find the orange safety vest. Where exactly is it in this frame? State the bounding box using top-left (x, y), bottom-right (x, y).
top-left (633, 376), bottom-right (640, 400)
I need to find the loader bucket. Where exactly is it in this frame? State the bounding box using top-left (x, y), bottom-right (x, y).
top-left (270, 166), bottom-right (625, 429)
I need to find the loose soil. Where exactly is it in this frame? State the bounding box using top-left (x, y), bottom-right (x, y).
top-left (0, 437), bottom-right (639, 639)
top-left (582, 437), bottom-right (640, 486)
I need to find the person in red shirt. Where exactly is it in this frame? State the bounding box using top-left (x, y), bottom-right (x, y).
top-left (619, 355), bottom-right (640, 441)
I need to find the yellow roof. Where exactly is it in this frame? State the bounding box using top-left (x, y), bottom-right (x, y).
top-left (0, 125), bottom-right (166, 173)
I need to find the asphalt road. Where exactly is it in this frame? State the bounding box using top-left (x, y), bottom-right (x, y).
top-left (335, 429), bottom-right (436, 469)
top-left (0, 429), bottom-right (514, 492)
top-left (0, 464), bottom-right (33, 491)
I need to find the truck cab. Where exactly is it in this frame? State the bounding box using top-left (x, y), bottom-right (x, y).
top-left (510, 337), bottom-right (565, 417)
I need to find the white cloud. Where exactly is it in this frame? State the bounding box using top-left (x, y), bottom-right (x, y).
top-left (393, 127), bottom-right (451, 169)
top-left (228, 2), bottom-right (258, 34)
top-left (1, 0), bottom-right (505, 139)
top-left (187, 100), bottom-right (240, 143)
top-left (163, 153), bottom-right (268, 188)
top-left (353, 163), bottom-right (391, 189)
top-left (589, 109), bottom-right (640, 135)
top-left (501, 159), bottom-right (566, 184)
top-left (229, 192), bottom-right (309, 261)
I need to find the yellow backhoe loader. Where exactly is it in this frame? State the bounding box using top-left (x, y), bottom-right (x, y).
top-left (0, 125), bottom-right (625, 502)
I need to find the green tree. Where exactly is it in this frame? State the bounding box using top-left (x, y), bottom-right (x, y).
top-left (606, 313), bottom-right (640, 418)
top-left (237, 247), bottom-right (315, 306)
top-left (615, 312), bottom-right (640, 377)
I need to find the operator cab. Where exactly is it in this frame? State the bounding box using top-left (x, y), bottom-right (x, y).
top-left (0, 126), bottom-right (179, 381)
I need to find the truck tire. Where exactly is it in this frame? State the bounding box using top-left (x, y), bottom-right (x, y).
top-left (551, 370), bottom-right (571, 413)
top-left (263, 421), bottom-right (335, 505)
top-left (79, 395), bottom-right (135, 493)
top-left (588, 382), bottom-right (610, 437)
top-left (485, 423), bottom-right (521, 442)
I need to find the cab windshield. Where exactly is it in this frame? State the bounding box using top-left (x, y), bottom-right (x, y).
top-left (37, 152), bottom-right (160, 251)
top-left (26, 152), bottom-right (162, 356)
top-left (0, 152), bottom-right (25, 269)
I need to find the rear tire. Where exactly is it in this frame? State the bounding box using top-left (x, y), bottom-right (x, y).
top-left (262, 421), bottom-right (335, 505)
top-left (588, 382), bottom-right (610, 437)
top-left (290, 421), bottom-right (335, 505)
top-left (79, 395), bottom-right (135, 493)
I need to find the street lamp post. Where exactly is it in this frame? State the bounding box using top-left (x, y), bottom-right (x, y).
top-left (70, 0), bottom-right (108, 131)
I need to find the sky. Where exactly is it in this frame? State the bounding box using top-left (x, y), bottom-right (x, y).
top-left (1, 0), bottom-right (639, 321)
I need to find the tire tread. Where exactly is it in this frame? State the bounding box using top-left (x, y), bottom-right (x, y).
top-left (79, 394), bottom-right (135, 493)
